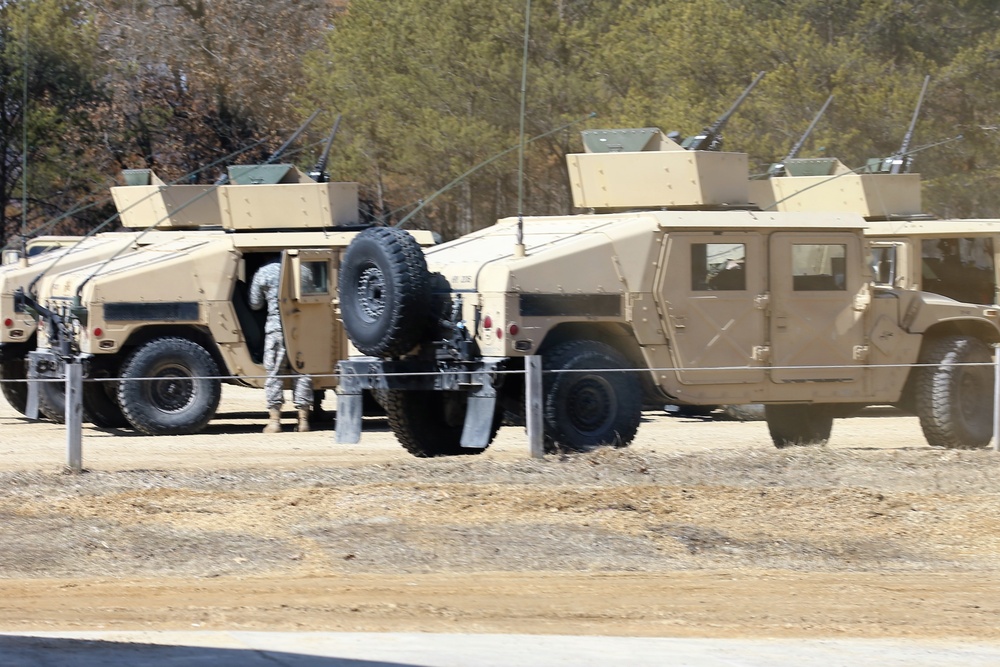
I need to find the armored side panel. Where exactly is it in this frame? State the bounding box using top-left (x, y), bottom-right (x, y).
top-left (219, 181), bottom-right (359, 230)
top-left (568, 150), bottom-right (750, 209)
top-left (111, 164), bottom-right (361, 230)
top-left (581, 128), bottom-right (683, 154)
top-left (112, 182), bottom-right (222, 230)
top-left (753, 158), bottom-right (922, 218)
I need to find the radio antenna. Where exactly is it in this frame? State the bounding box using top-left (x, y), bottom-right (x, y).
top-left (514, 0), bottom-right (531, 258)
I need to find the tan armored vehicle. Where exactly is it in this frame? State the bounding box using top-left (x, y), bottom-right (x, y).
top-left (751, 154), bottom-right (1000, 307)
top-left (323, 128), bottom-right (1000, 456)
top-left (27, 164), bottom-right (434, 434)
top-left (1, 229), bottom-right (187, 416)
top-left (2, 236), bottom-right (83, 265)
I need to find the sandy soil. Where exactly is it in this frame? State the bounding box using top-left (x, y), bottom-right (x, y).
top-left (1, 385), bottom-right (999, 639)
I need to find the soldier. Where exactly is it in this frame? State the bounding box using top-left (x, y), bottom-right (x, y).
top-left (249, 256), bottom-right (313, 433)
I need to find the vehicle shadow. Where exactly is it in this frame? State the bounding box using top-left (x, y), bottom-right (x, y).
top-left (85, 413), bottom-right (392, 437)
top-left (0, 634), bottom-right (419, 667)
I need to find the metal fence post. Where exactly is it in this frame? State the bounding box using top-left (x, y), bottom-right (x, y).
top-left (526, 355), bottom-right (544, 458)
top-left (65, 362), bottom-right (83, 472)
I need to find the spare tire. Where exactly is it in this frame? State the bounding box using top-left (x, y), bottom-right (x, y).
top-left (339, 227), bottom-right (432, 358)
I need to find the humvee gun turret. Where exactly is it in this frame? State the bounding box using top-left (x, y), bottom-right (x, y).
top-left (747, 84), bottom-right (1000, 310)
top-left (326, 129), bottom-right (1000, 456)
top-left (27, 164), bottom-right (434, 434)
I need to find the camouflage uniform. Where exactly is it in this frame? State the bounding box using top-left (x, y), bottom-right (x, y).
top-left (249, 259), bottom-right (312, 410)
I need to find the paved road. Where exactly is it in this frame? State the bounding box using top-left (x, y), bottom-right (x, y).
top-left (2, 632), bottom-right (1000, 666)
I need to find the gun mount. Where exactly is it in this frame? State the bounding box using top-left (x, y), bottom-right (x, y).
top-left (870, 75), bottom-right (931, 175)
top-left (765, 94), bottom-right (834, 178)
top-left (679, 71), bottom-right (765, 152)
top-left (570, 128), bottom-right (750, 210)
top-left (111, 164), bottom-right (360, 231)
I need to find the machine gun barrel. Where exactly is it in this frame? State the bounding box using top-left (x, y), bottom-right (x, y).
top-left (683, 70), bottom-right (765, 151)
top-left (890, 74), bottom-right (930, 174)
top-left (213, 109), bottom-right (322, 185)
top-left (309, 114), bottom-right (342, 183)
top-left (783, 94), bottom-right (834, 163)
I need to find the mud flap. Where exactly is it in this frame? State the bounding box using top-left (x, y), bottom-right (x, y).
top-left (460, 385), bottom-right (497, 449)
top-left (25, 360), bottom-right (39, 420)
top-left (335, 390), bottom-right (363, 444)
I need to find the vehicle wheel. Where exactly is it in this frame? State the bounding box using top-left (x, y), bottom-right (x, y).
top-left (543, 340), bottom-right (642, 452)
top-left (339, 226), bottom-right (432, 358)
top-left (362, 389), bottom-right (387, 417)
top-left (1, 358), bottom-right (28, 416)
top-left (82, 371), bottom-right (128, 429)
top-left (117, 337), bottom-right (221, 435)
top-left (764, 404), bottom-right (834, 448)
top-left (915, 335), bottom-right (993, 449)
top-left (384, 390), bottom-right (499, 457)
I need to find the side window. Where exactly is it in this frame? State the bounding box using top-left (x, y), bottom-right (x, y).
top-left (300, 260), bottom-right (330, 296)
top-left (792, 244), bottom-right (846, 291)
top-left (870, 245), bottom-right (897, 286)
top-left (691, 243), bottom-right (746, 291)
top-left (921, 237), bottom-right (996, 304)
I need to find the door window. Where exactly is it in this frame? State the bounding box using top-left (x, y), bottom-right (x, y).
top-left (792, 244), bottom-right (846, 291)
top-left (691, 243), bottom-right (746, 291)
top-left (300, 260), bottom-right (330, 296)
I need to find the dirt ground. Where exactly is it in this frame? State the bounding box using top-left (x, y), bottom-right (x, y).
top-left (1, 385), bottom-right (999, 639)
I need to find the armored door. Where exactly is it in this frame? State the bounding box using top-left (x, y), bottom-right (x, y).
top-left (768, 232), bottom-right (869, 383)
top-left (279, 249), bottom-right (341, 376)
top-left (657, 232), bottom-right (767, 384)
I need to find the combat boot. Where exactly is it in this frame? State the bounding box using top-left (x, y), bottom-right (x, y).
top-left (263, 408), bottom-right (282, 434)
top-left (296, 407), bottom-right (311, 433)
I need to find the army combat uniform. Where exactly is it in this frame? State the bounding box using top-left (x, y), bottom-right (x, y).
top-left (249, 258), bottom-right (312, 432)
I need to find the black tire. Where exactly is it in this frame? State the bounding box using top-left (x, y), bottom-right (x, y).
top-left (543, 340), bottom-right (642, 452)
top-left (362, 389), bottom-right (387, 417)
top-left (1, 358), bottom-right (28, 416)
top-left (915, 335), bottom-right (994, 449)
top-left (384, 389), bottom-right (499, 457)
top-left (764, 404), bottom-right (834, 448)
top-left (339, 227), bottom-right (432, 358)
top-left (117, 337), bottom-right (221, 435)
top-left (82, 372), bottom-right (129, 429)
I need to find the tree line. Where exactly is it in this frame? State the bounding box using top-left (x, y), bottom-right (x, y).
top-left (4, 0), bottom-right (1000, 248)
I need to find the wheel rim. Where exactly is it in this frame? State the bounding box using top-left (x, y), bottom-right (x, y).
top-left (356, 262), bottom-right (387, 323)
top-left (142, 362), bottom-right (196, 413)
top-left (566, 374), bottom-right (614, 435)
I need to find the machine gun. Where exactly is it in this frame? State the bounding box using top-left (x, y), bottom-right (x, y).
top-left (213, 109), bottom-right (321, 185)
top-left (870, 75), bottom-right (930, 174)
top-left (308, 114), bottom-right (342, 183)
top-left (681, 71), bottom-right (766, 151)
top-left (890, 74), bottom-right (930, 174)
top-left (766, 94), bottom-right (834, 177)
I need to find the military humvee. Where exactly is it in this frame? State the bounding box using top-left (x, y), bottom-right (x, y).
top-left (749, 154), bottom-right (1000, 307)
top-left (27, 165), bottom-right (434, 434)
top-left (2, 236), bottom-right (82, 265)
top-left (1, 229), bottom-right (186, 416)
top-left (322, 128), bottom-right (1000, 456)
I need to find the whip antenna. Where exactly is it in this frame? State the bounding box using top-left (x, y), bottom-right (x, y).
top-left (515, 0), bottom-right (531, 258)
